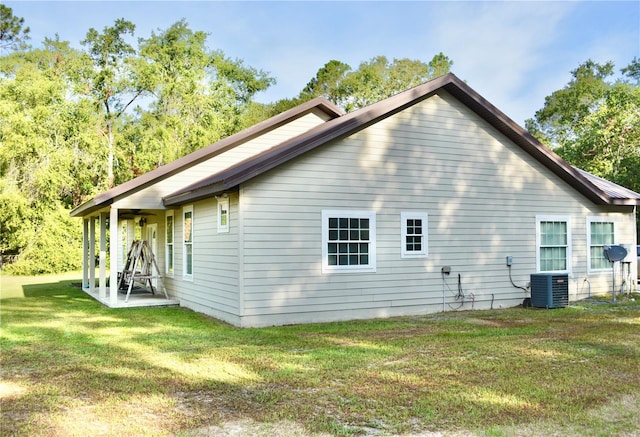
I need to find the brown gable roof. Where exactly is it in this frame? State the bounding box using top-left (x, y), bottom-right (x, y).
top-left (163, 73), bottom-right (640, 207)
top-left (70, 97), bottom-right (345, 217)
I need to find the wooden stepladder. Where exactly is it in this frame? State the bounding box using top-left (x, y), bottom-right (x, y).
top-left (118, 240), bottom-right (169, 303)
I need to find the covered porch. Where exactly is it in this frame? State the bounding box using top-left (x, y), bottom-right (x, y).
top-left (80, 206), bottom-right (179, 309)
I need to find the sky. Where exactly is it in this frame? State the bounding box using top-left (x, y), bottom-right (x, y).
top-left (6, 1), bottom-right (640, 126)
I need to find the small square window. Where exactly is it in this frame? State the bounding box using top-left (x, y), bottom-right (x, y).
top-left (401, 212), bottom-right (428, 258)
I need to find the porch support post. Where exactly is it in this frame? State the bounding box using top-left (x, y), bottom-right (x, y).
top-left (82, 218), bottom-right (89, 289)
top-left (99, 212), bottom-right (108, 299)
top-left (89, 216), bottom-right (96, 293)
top-left (109, 207), bottom-right (119, 306)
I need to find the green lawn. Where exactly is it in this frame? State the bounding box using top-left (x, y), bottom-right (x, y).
top-left (1, 273), bottom-right (639, 436)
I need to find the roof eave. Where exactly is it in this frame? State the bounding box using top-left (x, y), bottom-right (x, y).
top-left (69, 194), bottom-right (114, 217)
top-left (163, 183), bottom-right (233, 207)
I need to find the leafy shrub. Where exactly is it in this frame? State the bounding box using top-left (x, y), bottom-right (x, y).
top-left (3, 206), bottom-right (82, 275)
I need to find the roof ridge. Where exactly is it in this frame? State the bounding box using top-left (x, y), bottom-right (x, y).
top-left (163, 74), bottom-right (461, 205)
top-left (164, 72), bottom-right (640, 207)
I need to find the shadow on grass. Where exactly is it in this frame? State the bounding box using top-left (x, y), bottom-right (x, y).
top-left (1, 280), bottom-right (259, 435)
top-left (2, 277), bottom-right (640, 436)
top-left (23, 281), bottom-right (92, 299)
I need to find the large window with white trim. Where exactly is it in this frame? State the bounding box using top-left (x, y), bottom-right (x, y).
top-left (536, 215), bottom-right (571, 273)
top-left (183, 205), bottom-right (193, 279)
top-left (588, 218), bottom-right (615, 271)
top-left (165, 211), bottom-right (174, 275)
top-left (401, 212), bottom-right (428, 258)
top-left (322, 210), bottom-right (376, 273)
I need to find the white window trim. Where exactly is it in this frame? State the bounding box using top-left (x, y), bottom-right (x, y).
top-left (183, 205), bottom-right (194, 281)
top-left (586, 216), bottom-right (616, 274)
top-left (535, 215), bottom-right (572, 274)
top-left (165, 210), bottom-right (174, 277)
top-left (401, 212), bottom-right (428, 258)
top-left (322, 210), bottom-right (376, 274)
top-left (217, 197), bottom-right (230, 233)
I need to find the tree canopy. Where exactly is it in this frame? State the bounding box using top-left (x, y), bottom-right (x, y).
top-left (258, 53), bottom-right (453, 117)
top-left (526, 58), bottom-right (640, 237)
top-left (0, 4), bottom-right (30, 52)
top-left (526, 59), bottom-right (640, 196)
top-left (0, 13), bottom-right (455, 274)
top-left (5, 13), bottom-right (636, 275)
top-left (0, 17), bottom-right (274, 273)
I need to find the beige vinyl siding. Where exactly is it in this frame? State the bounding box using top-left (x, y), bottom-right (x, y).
top-left (166, 196), bottom-right (241, 325)
top-left (236, 91), bottom-right (636, 327)
top-left (117, 112), bottom-right (330, 209)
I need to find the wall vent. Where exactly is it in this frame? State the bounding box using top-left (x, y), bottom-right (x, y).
top-left (530, 274), bottom-right (569, 308)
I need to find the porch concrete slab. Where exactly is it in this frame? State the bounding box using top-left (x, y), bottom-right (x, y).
top-left (82, 286), bottom-right (180, 308)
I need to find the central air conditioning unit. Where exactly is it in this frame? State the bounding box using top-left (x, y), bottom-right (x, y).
top-left (530, 273), bottom-right (569, 308)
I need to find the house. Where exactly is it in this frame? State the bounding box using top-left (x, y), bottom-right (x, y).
top-left (70, 73), bottom-right (640, 327)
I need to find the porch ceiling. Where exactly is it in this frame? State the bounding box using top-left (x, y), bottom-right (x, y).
top-left (117, 209), bottom-right (159, 219)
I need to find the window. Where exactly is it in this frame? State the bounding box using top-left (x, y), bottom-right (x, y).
top-left (536, 215), bottom-right (571, 273)
top-left (183, 206), bottom-right (193, 279)
top-left (218, 197), bottom-right (229, 233)
top-left (322, 210), bottom-right (376, 273)
top-left (165, 211), bottom-right (174, 275)
top-left (588, 218), bottom-right (615, 271)
top-left (401, 212), bottom-right (428, 258)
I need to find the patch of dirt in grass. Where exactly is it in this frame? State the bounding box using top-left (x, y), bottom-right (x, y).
top-left (465, 318), bottom-right (507, 327)
top-left (474, 392), bottom-right (640, 437)
top-left (184, 419), bottom-right (332, 437)
top-left (185, 418), bottom-right (481, 437)
top-left (0, 380), bottom-right (27, 398)
top-left (180, 392), bottom-right (640, 437)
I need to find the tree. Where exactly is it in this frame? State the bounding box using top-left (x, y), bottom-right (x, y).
top-left (556, 82), bottom-right (640, 194)
top-left (525, 60), bottom-right (615, 147)
top-left (331, 53), bottom-right (453, 111)
top-left (81, 19), bottom-right (142, 188)
top-left (526, 59), bottom-right (640, 238)
top-left (0, 5), bottom-right (30, 52)
top-left (428, 52), bottom-right (453, 78)
top-left (0, 39), bottom-right (98, 273)
top-left (300, 59), bottom-right (352, 102)
top-left (0, 18), bottom-right (276, 273)
top-left (121, 19), bottom-right (274, 180)
top-left (256, 52), bottom-right (454, 120)
top-left (621, 56), bottom-right (640, 85)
